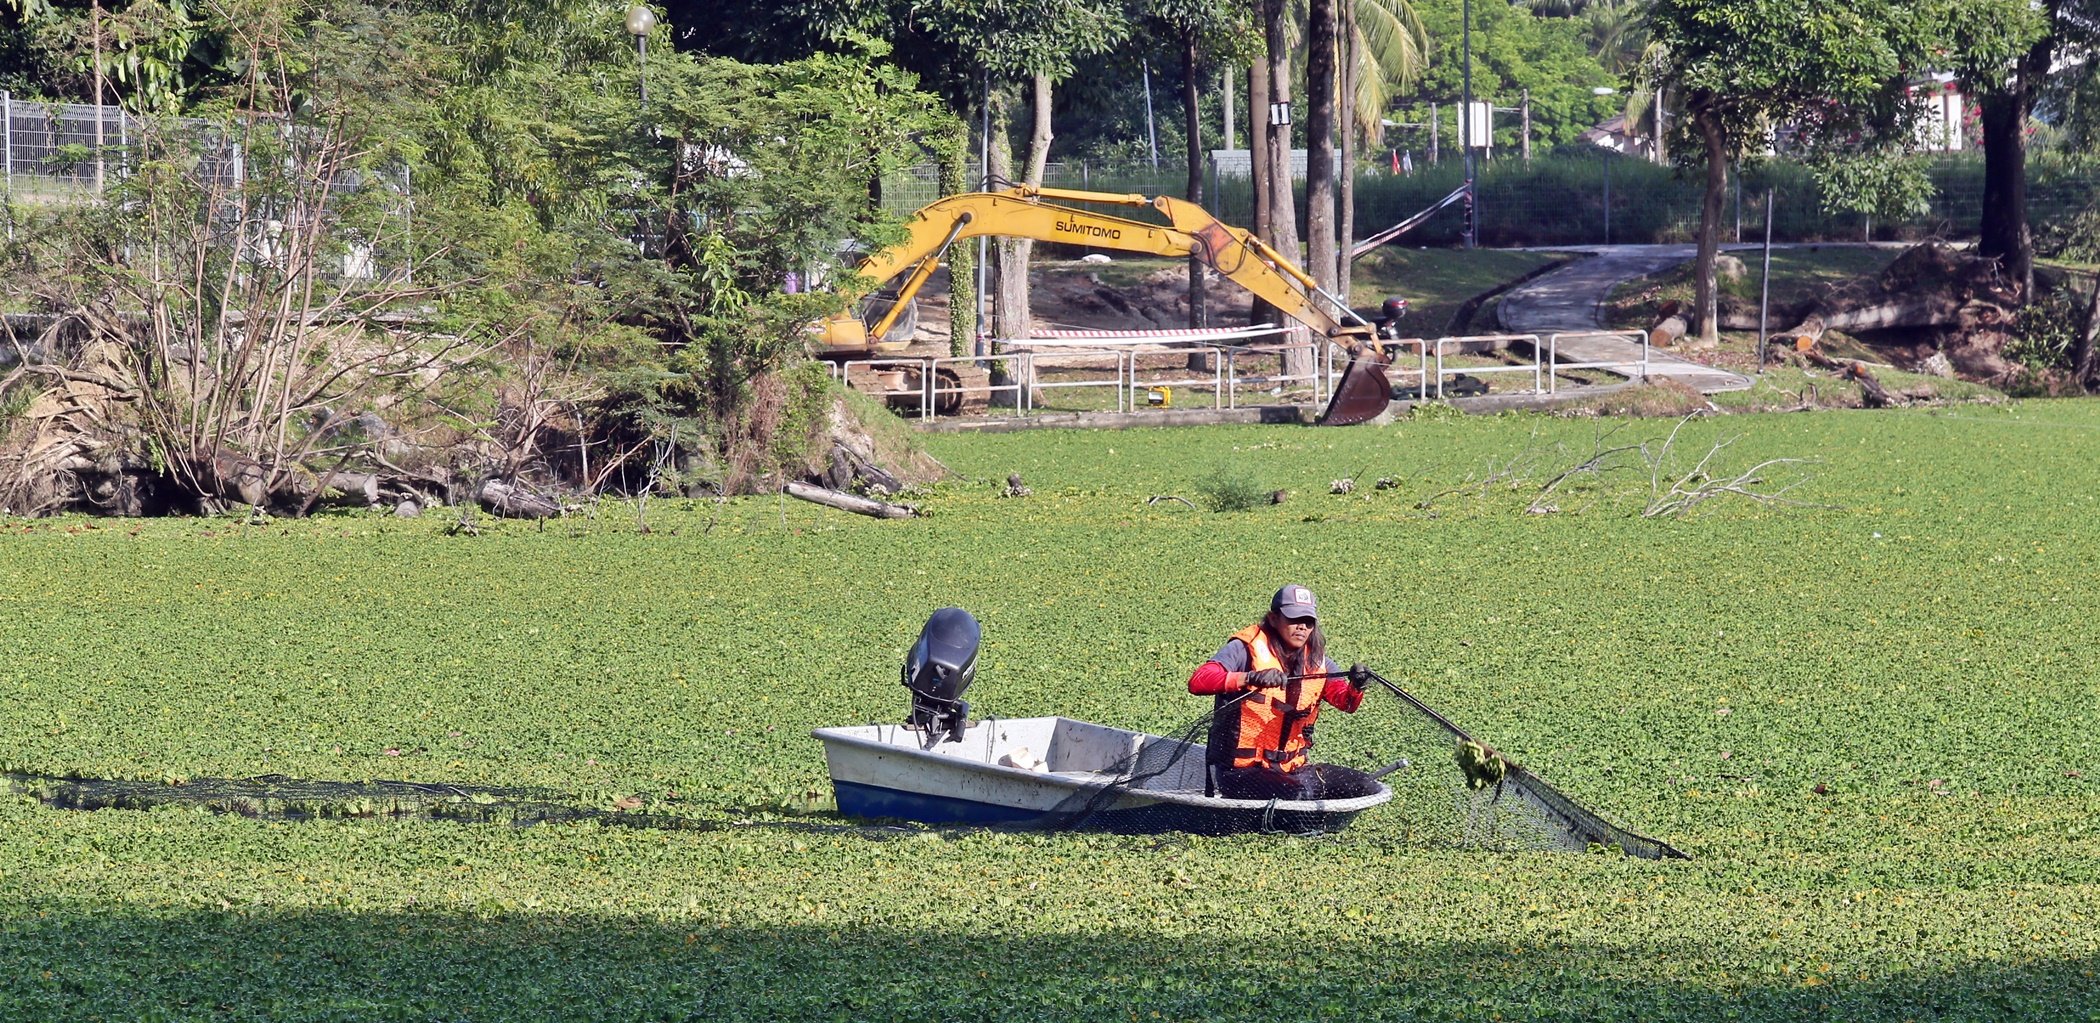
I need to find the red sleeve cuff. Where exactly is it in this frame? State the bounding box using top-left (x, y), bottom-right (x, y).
top-left (1323, 677), bottom-right (1364, 711)
top-left (1189, 661), bottom-right (1235, 695)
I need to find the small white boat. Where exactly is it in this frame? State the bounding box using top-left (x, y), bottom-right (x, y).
top-left (814, 715), bottom-right (1391, 834)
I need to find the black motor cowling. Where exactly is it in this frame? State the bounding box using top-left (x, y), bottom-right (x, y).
top-left (902, 607), bottom-right (980, 744)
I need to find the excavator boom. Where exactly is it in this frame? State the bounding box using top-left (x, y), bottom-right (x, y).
top-left (818, 188), bottom-right (1392, 424)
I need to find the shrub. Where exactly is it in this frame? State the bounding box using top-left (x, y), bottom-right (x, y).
top-left (1195, 465), bottom-right (1269, 512)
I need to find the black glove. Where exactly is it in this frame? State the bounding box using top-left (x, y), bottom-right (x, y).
top-left (1347, 664), bottom-right (1370, 690)
top-left (1243, 668), bottom-right (1287, 690)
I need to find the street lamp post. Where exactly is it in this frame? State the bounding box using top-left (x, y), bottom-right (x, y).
top-left (626, 5), bottom-right (657, 111)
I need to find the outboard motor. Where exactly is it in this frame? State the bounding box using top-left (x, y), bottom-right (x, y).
top-left (902, 607), bottom-right (980, 746)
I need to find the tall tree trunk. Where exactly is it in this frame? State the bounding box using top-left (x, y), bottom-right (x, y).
top-left (1265, 0), bottom-right (1311, 381)
top-left (985, 82), bottom-right (1039, 407)
top-left (1248, 62), bottom-right (1276, 332)
top-left (1250, 63), bottom-right (1269, 239)
top-left (991, 76), bottom-right (1056, 402)
top-left (1975, 10), bottom-right (2054, 304)
top-left (1978, 91), bottom-right (2036, 302)
top-left (1263, 2), bottom-right (1299, 265)
top-left (1693, 105), bottom-right (1728, 346)
top-left (1184, 32), bottom-right (1207, 333)
top-left (991, 76), bottom-right (1053, 345)
top-left (1339, 13), bottom-right (1358, 304)
top-left (939, 122), bottom-right (974, 357)
top-left (2073, 272), bottom-right (2100, 391)
top-left (1306, 0), bottom-right (1338, 294)
top-left (988, 86), bottom-right (1021, 343)
top-left (1024, 73), bottom-right (1053, 185)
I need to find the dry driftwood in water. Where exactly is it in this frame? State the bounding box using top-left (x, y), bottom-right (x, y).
top-left (784, 480), bottom-right (916, 519)
top-left (478, 479), bottom-right (563, 519)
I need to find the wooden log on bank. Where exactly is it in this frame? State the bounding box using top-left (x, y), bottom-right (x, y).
top-left (1648, 314), bottom-right (1688, 347)
top-left (479, 479), bottom-right (562, 519)
top-left (1844, 362), bottom-right (1893, 408)
top-left (784, 480), bottom-right (916, 519)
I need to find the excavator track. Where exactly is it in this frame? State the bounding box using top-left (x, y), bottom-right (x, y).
top-left (840, 342), bottom-right (990, 418)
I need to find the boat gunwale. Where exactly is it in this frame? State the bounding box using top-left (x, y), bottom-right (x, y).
top-left (814, 717), bottom-right (1392, 814)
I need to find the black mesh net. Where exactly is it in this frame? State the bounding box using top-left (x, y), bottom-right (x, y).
top-left (1361, 669), bottom-right (1688, 860)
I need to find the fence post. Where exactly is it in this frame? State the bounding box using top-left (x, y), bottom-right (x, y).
top-left (3, 90), bottom-right (11, 241)
top-left (403, 162), bottom-right (414, 285)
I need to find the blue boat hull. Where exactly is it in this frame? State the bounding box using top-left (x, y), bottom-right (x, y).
top-left (832, 779), bottom-right (1373, 835)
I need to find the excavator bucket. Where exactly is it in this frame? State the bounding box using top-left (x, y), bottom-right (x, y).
top-left (1317, 349), bottom-right (1393, 426)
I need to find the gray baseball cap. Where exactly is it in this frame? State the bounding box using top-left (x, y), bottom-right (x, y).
top-left (1271, 584), bottom-right (1318, 621)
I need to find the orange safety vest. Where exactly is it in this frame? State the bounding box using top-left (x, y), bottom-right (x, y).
top-left (1219, 622), bottom-right (1325, 773)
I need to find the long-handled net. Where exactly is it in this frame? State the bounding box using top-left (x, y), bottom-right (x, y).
top-left (1357, 667), bottom-right (1688, 860)
top-left (1015, 667), bottom-right (1686, 858)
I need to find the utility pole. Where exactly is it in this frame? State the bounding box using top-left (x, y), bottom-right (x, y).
top-left (1142, 59), bottom-right (1159, 172)
top-left (1521, 89), bottom-right (1532, 163)
top-left (1653, 87), bottom-right (1666, 164)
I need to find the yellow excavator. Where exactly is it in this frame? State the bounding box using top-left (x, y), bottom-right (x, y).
top-left (813, 186), bottom-right (1397, 425)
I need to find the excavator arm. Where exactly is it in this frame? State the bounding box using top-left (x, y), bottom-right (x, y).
top-left (817, 187), bottom-right (1393, 424)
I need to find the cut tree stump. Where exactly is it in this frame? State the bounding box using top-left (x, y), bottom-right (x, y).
top-left (1648, 315), bottom-right (1688, 348)
top-left (1647, 301), bottom-right (1686, 347)
top-left (783, 480), bottom-right (916, 519)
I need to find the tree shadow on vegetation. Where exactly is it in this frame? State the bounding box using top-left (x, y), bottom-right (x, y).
top-left (1, 901), bottom-right (2090, 1022)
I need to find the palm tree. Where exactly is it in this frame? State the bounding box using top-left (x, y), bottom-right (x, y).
top-left (1280, 0), bottom-right (1426, 293)
top-left (1283, 0), bottom-right (1429, 147)
top-left (1582, 0), bottom-right (1651, 76)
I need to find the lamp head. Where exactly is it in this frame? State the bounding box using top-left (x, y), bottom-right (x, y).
top-left (625, 5), bottom-right (656, 37)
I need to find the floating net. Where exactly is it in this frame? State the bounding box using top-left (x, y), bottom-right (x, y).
top-left (2, 772), bottom-right (914, 838)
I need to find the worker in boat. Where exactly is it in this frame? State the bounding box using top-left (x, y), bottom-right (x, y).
top-left (1186, 584), bottom-right (1384, 801)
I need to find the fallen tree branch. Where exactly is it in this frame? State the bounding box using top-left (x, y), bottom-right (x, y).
top-left (783, 480), bottom-right (916, 519)
top-left (1642, 414), bottom-right (1819, 518)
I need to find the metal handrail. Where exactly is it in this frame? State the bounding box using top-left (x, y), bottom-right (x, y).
top-left (1544, 331), bottom-right (1651, 394)
top-left (1427, 335), bottom-right (1547, 398)
top-left (833, 329), bottom-right (1624, 418)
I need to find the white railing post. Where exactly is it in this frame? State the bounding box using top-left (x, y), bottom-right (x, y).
top-left (3, 90), bottom-right (11, 241)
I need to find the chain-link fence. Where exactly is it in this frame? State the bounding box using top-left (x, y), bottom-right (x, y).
top-left (1, 94), bottom-right (140, 201)
top-left (881, 148), bottom-right (2100, 251)
top-left (3, 94), bottom-right (412, 280)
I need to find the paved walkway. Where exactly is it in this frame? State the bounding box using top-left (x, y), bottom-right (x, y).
top-left (1495, 245), bottom-right (1754, 394)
